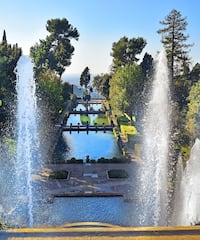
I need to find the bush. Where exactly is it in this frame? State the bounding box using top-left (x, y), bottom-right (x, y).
top-left (97, 157), bottom-right (129, 163)
top-left (113, 127), bottom-right (120, 138)
top-left (67, 158), bottom-right (83, 164)
top-left (117, 115), bottom-right (130, 126)
top-left (80, 114), bottom-right (90, 125)
top-left (108, 169), bottom-right (129, 179)
top-left (49, 170), bottom-right (68, 179)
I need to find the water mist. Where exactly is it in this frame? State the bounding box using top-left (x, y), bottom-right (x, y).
top-left (139, 50), bottom-right (171, 226)
top-left (175, 138), bottom-right (200, 225)
top-left (15, 55), bottom-right (39, 227)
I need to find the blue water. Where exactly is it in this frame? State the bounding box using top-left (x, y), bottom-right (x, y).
top-left (63, 103), bottom-right (120, 161)
top-left (63, 131), bottom-right (120, 160)
top-left (33, 197), bottom-right (141, 227)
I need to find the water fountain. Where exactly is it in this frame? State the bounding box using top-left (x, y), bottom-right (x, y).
top-left (1, 50), bottom-right (199, 229)
top-left (174, 138), bottom-right (200, 225)
top-left (138, 49), bottom-right (171, 226)
top-left (15, 55), bottom-right (39, 227)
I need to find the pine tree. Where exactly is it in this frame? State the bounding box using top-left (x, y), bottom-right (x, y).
top-left (2, 30), bottom-right (7, 44)
top-left (80, 67), bottom-right (90, 88)
top-left (157, 9), bottom-right (192, 82)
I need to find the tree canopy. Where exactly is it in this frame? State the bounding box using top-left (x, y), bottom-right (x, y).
top-left (93, 73), bottom-right (111, 98)
top-left (157, 9), bottom-right (192, 81)
top-left (30, 18), bottom-right (79, 78)
top-left (109, 64), bottom-right (144, 117)
top-left (111, 36), bottom-right (146, 71)
top-left (186, 80), bottom-right (200, 137)
top-left (80, 66), bottom-right (90, 88)
top-left (0, 30), bottom-right (22, 125)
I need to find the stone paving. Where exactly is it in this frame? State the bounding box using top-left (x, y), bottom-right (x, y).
top-left (34, 162), bottom-right (140, 202)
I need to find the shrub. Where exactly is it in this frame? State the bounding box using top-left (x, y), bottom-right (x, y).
top-left (108, 169), bottom-right (129, 179)
top-left (67, 158), bottom-right (83, 164)
top-left (80, 114), bottom-right (90, 125)
top-left (49, 170), bottom-right (68, 179)
top-left (113, 127), bottom-right (120, 138)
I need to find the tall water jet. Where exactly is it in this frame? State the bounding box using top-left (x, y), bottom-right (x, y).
top-left (139, 50), bottom-right (171, 226)
top-left (15, 55), bottom-right (39, 227)
top-left (177, 138), bottom-right (200, 225)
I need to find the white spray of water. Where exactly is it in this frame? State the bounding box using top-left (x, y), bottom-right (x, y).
top-left (139, 50), bottom-right (170, 226)
top-left (171, 155), bottom-right (184, 225)
top-left (15, 55), bottom-right (38, 227)
top-left (177, 138), bottom-right (200, 225)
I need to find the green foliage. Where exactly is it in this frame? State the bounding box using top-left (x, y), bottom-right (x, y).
top-left (111, 36), bottom-right (146, 71)
top-left (113, 127), bottom-right (120, 138)
top-left (108, 169), bottom-right (129, 179)
top-left (109, 64), bottom-right (144, 116)
top-left (93, 114), bottom-right (109, 125)
top-left (80, 66), bottom-right (90, 88)
top-left (140, 52), bottom-right (154, 78)
top-left (0, 31), bottom-right (22, 125)
top-left (117, 115), bottom-right (130, 125)
top-left (49, 170), bottom-right (68, 179)
top-left (93, 73), bottom-right (111, 98)
top-left (38, 70), bottom-right (65, 115)
top-left (80, 114), bottom-right (90, 125)
top-left (3, 138), bottom-right (16, 155)
top-left (62, 82), bottom-right (72, 100)
top-left (190, 63), bottom-right (200, 84)
top-left (67, 158), bottom-right (83, 164)
top-left (157, 9), bottom-right (192, 80)
top-left (186, 80), bottom-right (200, 137)
top-left (30, 18), bottom-right (79, 77)
top-left (181, 145), bottom-right (191, 163)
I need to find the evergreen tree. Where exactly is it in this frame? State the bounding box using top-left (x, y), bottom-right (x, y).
top-left (140, 52), bottom-right (154, 78)
top-left (93, 73), bottom-right (111, 98)
top-left (80, 66), bottom-right (90, 88)
top-left (0, 31), bottom-right (22, 126)
top-left (111, 36), bottom-right (146, 72)
top-left (30, 18), bottom-right (79, 78)
top-left (2, 30), bottom-right (7, 44)
top-left (157, 9), bottom-right (192, 82)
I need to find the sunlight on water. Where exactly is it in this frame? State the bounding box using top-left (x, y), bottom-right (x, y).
top-left (177, 138), bottom-right (200, 225)
top-left (15, 55), bottom-right (38, 227)
top-left (139, 50), bottom-right (171, 226)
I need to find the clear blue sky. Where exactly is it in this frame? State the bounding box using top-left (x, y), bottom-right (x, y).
top-left (0, 0), bottom-right (199, 75)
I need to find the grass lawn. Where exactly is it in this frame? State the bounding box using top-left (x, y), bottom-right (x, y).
top-left (93, 114), bottom-right (109, 125)
top-left (80, 114), bottom-right (90, 124)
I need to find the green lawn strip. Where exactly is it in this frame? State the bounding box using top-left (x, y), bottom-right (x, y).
top-left (93, 114), bottom-right (109, 125)
top-left (80, 114), bottom-right (90, 124)
top-left (108, 169), bottom-right (129, 179)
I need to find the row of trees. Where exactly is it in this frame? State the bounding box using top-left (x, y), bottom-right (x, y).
top-left (92, 9), bottom-right (200, 149)
top-left (0, 30), bottom-right (22, 130)
top-left (0, 18), bottom-right (79, 131)
top-left (30, 18), bottom-right (79, 119)
top-left (93, 36), bottom-right (153, 119)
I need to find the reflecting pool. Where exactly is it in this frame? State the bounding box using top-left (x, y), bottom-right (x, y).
top-left (63, 131), bottom-right (121, 160)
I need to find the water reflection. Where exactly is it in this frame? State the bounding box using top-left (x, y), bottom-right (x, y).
top-left (33, 197), bottom-right (141, 227)
top-left (63, 131), bottom-right (121, 161)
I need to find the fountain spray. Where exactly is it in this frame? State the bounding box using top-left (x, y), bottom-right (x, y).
top-left (15, 55), bottom-right (38, 227)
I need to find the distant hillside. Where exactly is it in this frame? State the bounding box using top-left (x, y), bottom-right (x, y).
top-left (72, 85), bottom-right (104, 99)
top-left (62, 74), bottom-right (104, 99)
